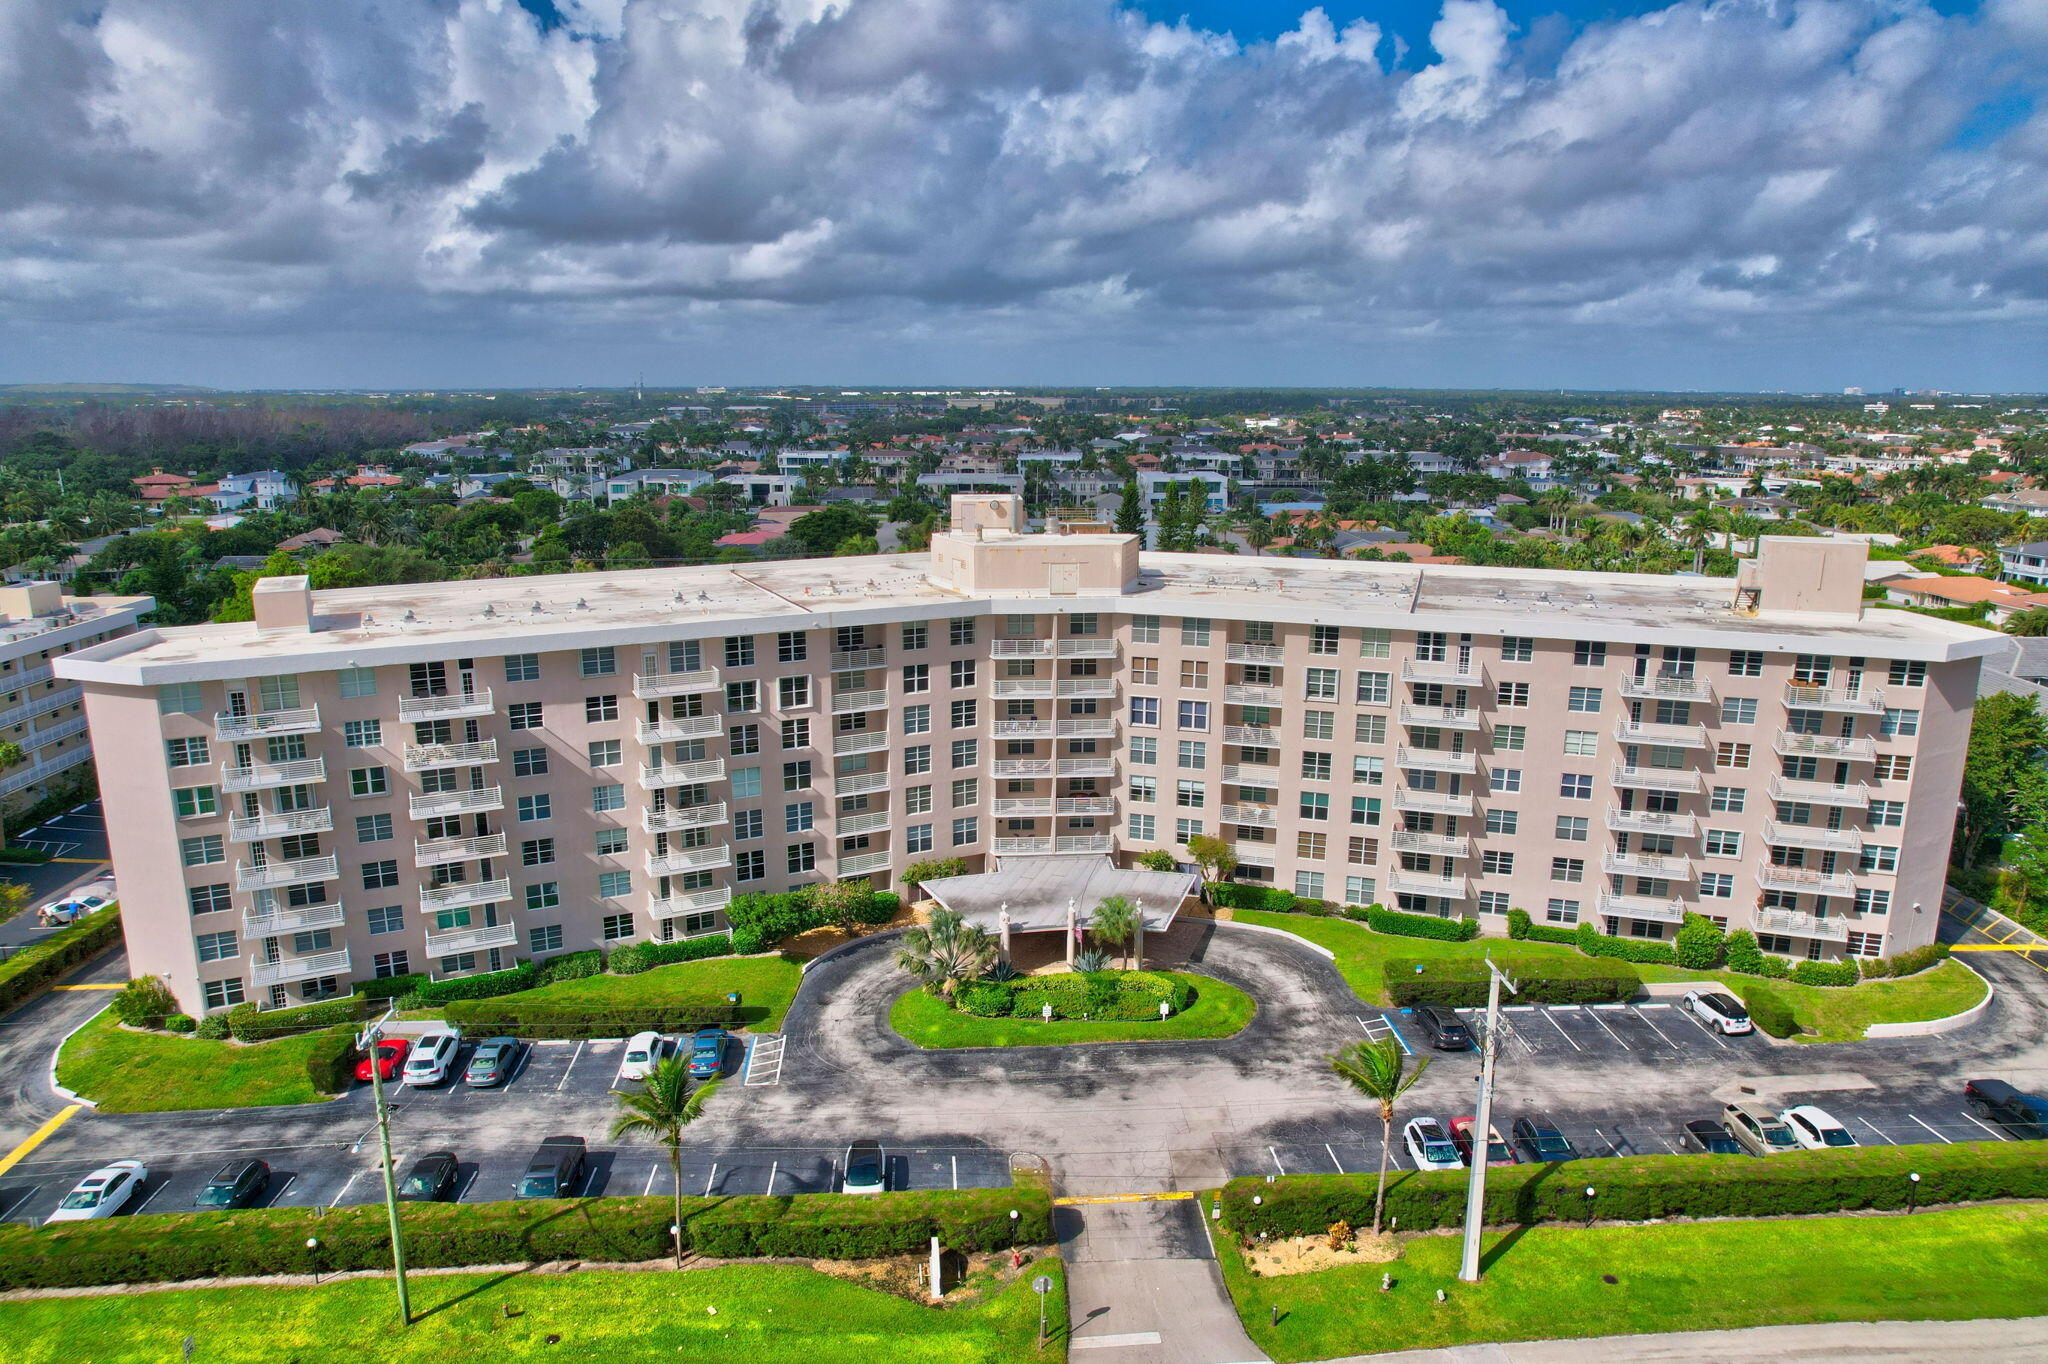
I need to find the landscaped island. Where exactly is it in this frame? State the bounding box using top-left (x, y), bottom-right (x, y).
top-left (891, 969), bottom-right (1254, 1048)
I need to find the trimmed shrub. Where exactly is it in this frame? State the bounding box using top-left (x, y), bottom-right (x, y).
top-left (164, 1014), bottom-right (196, 1035)
top-left (0, 846), bottom-right (53, 864)
top-left (303, 1028), bottom-right (361, 1095)
top-left (1506, 908), bottom-right (1532, 940)
top-left (112, 976), bottom-right (179, 1030)
top-left (1135, 850), bottom-right (1178, 872)
top-left (638, 935), bottom-right (739, 969)
top-left (1572, 922), bottom-right (1679, 965)
top-left (854, 892), bottom-right (902, 926)
top-left (194, 1014), bottom-right (229, 1041)
top-left (1364, 906), bottom-right (1478, 942)
top-left (1723, 928), bottom-right (1766, 974)
top-left (443, 997), bottom-right (734, 1040)
top-left (726, 891), bottom-right (822, 945)
top-left (1219, 1141), bottom-right (2048, 1240)
top-left (899, 857), bottom-right (969, 890)
top-left (994, 970), bottom-right (1188, 1022)
top-left (412, 962), bottom-right (539, 1004)
top-left (225, 996), bottom-right (366, 1042)
top-left (730, 926), bottom-right (768, 955)
top-left (1743, 987), bottom-right (1800, 1037)
top-left (606, 942), bottom-right (655, 976)
top-left (1386, 956), bottom-right (1639, 1007)
top-left (1674, 913), bottom-right (1727, 970)
top-left (357, 973), bottom-right (427, 1001)
top-left (0, 908), bottom-right (121, 1017)
top-left (536, 950), bottom-right (605, 985)
top-left (1520, 922), bottom-right (1580, 945)
top-left (1791, 959), bottom-right (1861, 988)
top-left (952, 982), bottom-right (1010, 1017)
top-left (1889, 942), bottom-right (1950, 978)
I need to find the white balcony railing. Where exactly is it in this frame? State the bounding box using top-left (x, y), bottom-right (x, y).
top-left (644, 802), bottom-right (728, 833)
top-left (830, 688), bottom-right (888, 714)
top-left (1402, 658), bottom-right (1484, 685)
top-left (1598, 893), bottom-right (1687, 924)
top-left (243, 902), bottom-right (346, 937)
top-left (632, 669), bottom-right (720, 700)
top-left (636, 715), bottom-right (721, 744)
top-left (1620, 672), bottom-right (1714, 702)
top-left (649, 886), bottom-right (733, 919)
top-left (408, 786), bottom-right (504, 819)
top-left (229, 806), bottom-right (333, 843)
top-left (1388, 868), bottom-right (1468, 898)
top-left (1224, 684), bottom-right (1283, 706)
top-left (1612, 764), bottom-right (1703, 793)
top-left (833, 730), bottom-right (889, 756)
top-left (252, 949), bottom-right (352, 987)
top-left (414, 832), bottom-right (507, 866)
top-left (834, 772), bottom-right (889, 797)
top-left (995, 797), bottom-right (1053, 817)
top-left (1757, 865), bottom-right (1855, 896)
top-left (1765, 822), bottom-right (1864, 853)
top-left (1397, 746), bottom-right (1477, 775)
top-left (403, 739), bottom-right (500, 772)
top-left (221, 757), bottom-right (327, 792)
top-left (234, 854), bottom-right (340, 891)
top-left (1221, 763), bottom-right (1281, 786)
top-left (1400, 703), bottom-right (1481, 731)
top-left (1615, 720), bottom-right (1709, 749)
top-left (216, 706), bottom-right (321, 740)
top-left (831, 646), bottom-right (887, 670)
top-left (1220, 803), bottom-right (1278, 826)
top-left (991, 639), bottom-right (1054, 658)
top-left (1768, 777), bottom-right (1869, 808)
top-left (1226, 642), bottom-right (1286, 665)
top-left (993, 679), bottom-right (1056, 699)
top-left (423, 922), bottom-right (519, 958)
top-left (1056, 678), bottom-right (1117, 699)
top-left (1224, 724), bottom-right (1281, 747)
top-left (993, 758), bottom-right (1053, 778)
top-left (1393, 788), bottom-right (1476, 817)
top-left (1391, 830), bottom-right (1469, 858)
top-left (1756, 907), bottom-right (1852, 941)
top-left (397, 689), bottom-right (495, 722)
top-left (994, 720), bottom-right (1053, 738)
top-left (837, 809), bottom-right (893, 835)
top-left (992, 835), bottom-right (1115, 856)
top-left (1057, 796), bottom-right (1115, 815)
top-left (1058, 718), bottom-right (1118, 738)
top-left (1784, 684), bottom-right (1885, 714)
top-left (639, 758), bottom-right (726, 790)
top-left (839, 851), bottom-right (891, 876)
top-left (1601, 852), bottom-right (1694, 881)
top-left (1055, 757), bottom-right (1116, 777)
top-left (420, 878), bottom-right (512, 911)
top-left (1774, 733), bottom-right (1877, 762)
top-left (1057, 639), bottom-right (1118, 658)
top-left (646, 845), bottom-right (732, 876)
top-left (1605, 808), bottom-right (1697, 838)
top-left (0, 684), bottom-right (83, 734)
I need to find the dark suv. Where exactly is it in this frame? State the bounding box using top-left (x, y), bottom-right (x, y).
top-left (194, 1159), bottom-right (270, 1209)
top-left (1411, 1006), bottom-right (1474, 1052)
top-left (517, 1136), bottom-right (588, 1199)
top-left (1964, 1079), bottom-right (2048, 1139)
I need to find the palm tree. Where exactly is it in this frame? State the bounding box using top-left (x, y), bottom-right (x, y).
top-left (1329, 1036), bottom-right (1431, 1234)
top-left (610, 1057), bottom-right (720, 1267)
top-left (894, 907), bottom-right (998, 998)
top-left (1089, 894), bottom-right (1138, 968)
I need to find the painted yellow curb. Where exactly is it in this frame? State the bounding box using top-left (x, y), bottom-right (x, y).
top-left (51, 983), bottom-right (122, 990)
top-left (1053, 1191), bottom-right (1197, 1206)
top-left (1952, 943), bottom-right (2043, 952)
top-left (0, 1105), bottom-right (79, 1178)
top-left (48, 858), bottom-right (106, 866)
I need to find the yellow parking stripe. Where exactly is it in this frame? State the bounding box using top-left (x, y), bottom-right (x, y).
top-left (0, 1106), bottom-right (79, 1179)
top-left (51, 983), bottom-right (121, 990)
top-left (1053, 1191), bottom-right (1196, 1206)
top-left (48, 858), bottom-right (105, 866)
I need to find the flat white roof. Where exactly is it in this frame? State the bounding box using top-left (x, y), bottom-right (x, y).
top-left (922, 856), bottom-right (1195, 932)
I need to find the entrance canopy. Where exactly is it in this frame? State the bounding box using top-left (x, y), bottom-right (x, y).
top-left (920, 855), bottom-right (1197, 933)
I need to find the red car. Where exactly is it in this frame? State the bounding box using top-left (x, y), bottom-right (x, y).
top-left (356, 1039), bottom-right (411, 1083)
top-left (1450, 1116), bottom-right (1519, 1167)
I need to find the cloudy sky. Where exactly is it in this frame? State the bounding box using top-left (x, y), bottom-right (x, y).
top-left (1, 0), bottom-right (2043, 391)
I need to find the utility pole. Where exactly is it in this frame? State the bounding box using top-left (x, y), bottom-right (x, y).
top-left (1458, 956), bottom-right (1520, 1283)
top-left (357, 1002), bottom-right (412, 1325)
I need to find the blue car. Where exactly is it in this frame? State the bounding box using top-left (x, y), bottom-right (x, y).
top-left (687, 1027), bottom-right (729, 1080)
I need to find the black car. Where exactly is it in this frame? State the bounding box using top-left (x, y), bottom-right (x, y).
top-left (194, 1159), bottom-right (270, 1209)
top-left (517, 1136), bottom-right (588, 1199)
top-left (1510, 1117), bottom-right (1577, 1163)
top-left (1679, 1119), bottom-right (1745, 1155)
top-left (1411, 1006), bottom-right (1474, 1052)
top-left (396, 1151), bottom-right (461, 1202)
top-left (1964, 1079), bottom-right (2048, 1139)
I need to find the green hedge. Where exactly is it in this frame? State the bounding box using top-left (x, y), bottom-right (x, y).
top-left (1219, 1142), bottom-right (2044, 1238)
top-left (954, 970), bottom-right (1192, 1022)
top-left (443, 997), bottom-right (734, 1040)
top-left (608, 935), bottom-right (735, 975)
top-left (303, 1028), bottom-right (361, 1095)
top-left (225, 995), bottom-right (368, 1042)
top-left (1859, 942), bottom-right (1949, 980)
top-left (411, 961), bottom-right (539, 1004)
top-left (0, 907), bottom-right (121, 1017)
top-left (1365, 906), bottom-right (1477, 941)
top-left (0, 846), bottom-right (53, 864)
top-left (1573, 922), bottom-right (1680, 965)
top-left (1385, 955), bottom-right (1640, 1006)
top-left (0, 1187), bottom-right (1054, 1290)
top-left (1743, 987), bottom-right (1800, 1037)
top-left (1792, 959), bottom-right (1861, 987)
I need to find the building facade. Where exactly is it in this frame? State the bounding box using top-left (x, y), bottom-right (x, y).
top-left (0, 582), bottom-right (153, 808)
top-left (57, 497), bottom-right (1996, 1015)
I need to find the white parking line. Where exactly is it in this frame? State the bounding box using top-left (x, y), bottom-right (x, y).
top-left (556, 1041), bottom-right (584, 1092)
top-left (643, 1165), bottom-right (659, 1196)
top-left (1539, 1008), bottom-right (1584, 1051)
top-left (951, 1155), bottom-right (959, 1190)
top-left (1268, 1145), bottom-right (1286, 1175)
top-left (330, 1170), bottom-right (361, 1207)
top-left (268, 1173), bottom-right (299, 1204)
top-left (1670, 1006), bottom-right (1730, 1049)
top-left (0, 1184), bottom-right (40, 1221)
top-left (744, 1035), bottom-right (786, 1086)
top-left (1630, 1006), bottom-right (1679, 1048)
top-left (1853, 1115), bottom-right (1894, 1144)
top-left (133, 1179), bottom-right (172, 1214)
top-left (1325, 1142), bottom-right (1345, 1173)
top-left (703, 1162), bottom-right (718, 1196)
top-left (1582, 1007), bottom-right (1632, 1050)
top-left (1908, 1114), bottom-right (1953, 1143)
top-left (1960, 1111), bottom-right (2010, 1141)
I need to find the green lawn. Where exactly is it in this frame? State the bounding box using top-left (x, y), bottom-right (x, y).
top-left (890, 972), bottom-right (1255, 1048)
top-left (1233, 910), bottom-right (1986, 1042)
top-left (0, 1257), bottom-right (1070, 1364)
top-left (1216, 1203), bottom-right (2048, 1362)
top-left (56, 1008), bottom-right (335, 1113)
top-left (427, 955), bottom-right (807, 1031)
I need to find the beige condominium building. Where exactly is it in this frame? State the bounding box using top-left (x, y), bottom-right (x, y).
top-left (57, 496), bottom-right (1998, 1015)
top-left (0, 581), bottom-right (153, 809)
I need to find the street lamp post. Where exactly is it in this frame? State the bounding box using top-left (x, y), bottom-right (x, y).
top-left (1457, 956), bottom-right (1520, 1283)
top-left (357, 1002), bottom-right (412, 1325)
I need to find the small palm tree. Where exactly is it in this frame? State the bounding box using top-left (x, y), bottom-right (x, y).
top-left (1089, 894), bottom-right (1138, 968)
top-left (894, 907), bottom-right (997, 998)
top-left (610, 1056), bottom-right (720, 1268)
top-left (1329, 1037), bottom-right (1431, 1235)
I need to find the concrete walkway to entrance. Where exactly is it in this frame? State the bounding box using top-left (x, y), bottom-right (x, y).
top-left (1332, 1314), bottom-right (2048, 1362)
top-left (1060, 1197), bottom-right (1268, 1364)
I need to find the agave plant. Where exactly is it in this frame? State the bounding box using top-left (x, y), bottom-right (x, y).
top-left (894, 907), bottom-right (998, 998)
top-left (1073, 948), bottom-right (1111, 974)
top-left (984, 958), bottom-right (1021, 983)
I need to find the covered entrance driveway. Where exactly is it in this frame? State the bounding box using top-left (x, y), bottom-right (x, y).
top-left (919, 855), bottom-right (1198, 970)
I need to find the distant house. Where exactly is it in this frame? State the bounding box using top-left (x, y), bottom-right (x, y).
top-left (277, 528), bottom-right (346, 553)
top-left (133, 470), bottom-right (196, 502)
top-left (604, 469), bottom-right (713, 500)
top-left (1137, 470), bottom-right (1228, 514)
top-left (308, 464), bottom-right (404, 492)
top-left (1999, 540), bottom-right (2048, 587)
top-left (718, 474), bottom-right (805, 507)
top-left (208, 469), bottom-right (295, 512)
top-left (1885, 575), bottom-right (2048, 624)
top-left (1983, 487), bottom-right (2048, 516)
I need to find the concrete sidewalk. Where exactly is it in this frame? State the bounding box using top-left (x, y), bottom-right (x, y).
top-left (1326, 1315), bottom-right (2048, 1362)
top-left (1060, 1197), bottom-right (1270, 1364)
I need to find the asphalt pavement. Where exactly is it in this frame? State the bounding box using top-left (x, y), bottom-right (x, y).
top-left (0, 798), bottom-right (112, 955)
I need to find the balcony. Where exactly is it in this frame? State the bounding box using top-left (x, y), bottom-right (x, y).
top-left (1757, 865), bottom-right (1855, 896)
top-left (1057, 638), bottom-right (1118, 659)
top-left (1388, 868), bottom-right (1467, 898)
top-left (409, 786), bottom-right (504, 819)
top-left (650, 886), bottom-right (733, 919)
top-left (1397, 746), bottom-right (1477, 775)
top-left (403, 739), bottom-right (500, 772)
top-left (1224, 684), bottom-right (1283, 706)
top-left (1056, 678), bottom-right (1117, 699)
top-left (1768, 777), bottom-right (1869, 808)
top-left (1602, 851), bottom-right (1694, 881)
top-left (1612, 764), bottom-right (1702, 793)
top-left (1784, 684), bottom-right (1885, 714)
top-left (644, 802), bottom-right (728, 833)
top-left (995, 719), bottom-right (1053, 738)
top-left (1220, 803), bottom-right (1278, 826)
top-left (1765, 822), bottom-right (1863, 853)
top-left (1392, 830), bottom-right (1469, 858)
top-left (991, 639), bottom-right (1055, 658)
top-left (216, 706), bottom-right (321, 740)
top-left (398, 690), bottom-right (494, 722)
top-left (1226, 642), bottom-right (1286, 665)
top-left (1057, 796), bottom-right (1115, 815)
top-left (992, 834), bottom-right (1115, 856)
top-left (637, 715), bottom-right (721, 744)
top-left (221, 757), bottom-right (327, 792)
top-left (243, 902), bottom-right (346, 937)
top-left (833, 729), bottom-right (890, 756)
top-left (1221, 763), bottom-right (1280, 785)
top-left (995, 797), bottom-right (1053, 817)
top-left (1233, 849), bottom-right (1277, 869)
top-left (646, 845), bottom-right (732, 876)
top-left (424, 922), bottom-right (519, 958)
top-left (831, 646), bottom-right (887, 670)
top-left (421, 878), bottom-right (512, 911)
top-left (1394, 788), bottom-right (1476, 817)
top-left (632, 669), bottom-right (720, 700)
top-left (830, 688), bottom-right (888, 714)
top-left (838, 809), bottom-right (893, 835)
top-left (234, 854), bottom-right (340, 892)
top-left (414, 832), bottom-right (508, 866)
top-left (1616, 720), bottom-right (1709, 749)
top-left (639, 758), bottom-right (726, 790)
top-left (1057, 718), bottom-right (1117, 738)
top-left (1774, 733), bottom-right (1876, 762)
top-left (834, 772), bottom-right (889, 797)
top-left (840, 850), bottom-right (892, 876)
top-left (993, 679), bottom-right (1055, 699)
top-left (1400, 703), bottom-right (1480, 731)
top-left (1605, 808), bottom-right (1697, 838)
top-left (1402, 658), bottom-right (1484, 685)
top-left (1620, 672), bottom-right (1714, 702)
top-left (1756, 907), bottom-right (1852, 941)
top-left (1598, 892), bottom-right (1686, 924)
top-left (228, 806), bottom-right (333, 843)
top-left (252, 949), bottom-right (352, 988)
top-left (994, 758), bottom-right (1054, 778)
top-left (1056, 757), bottom-right (1116, 778)
top-left (1224, 724), bottom-right (1281, 747)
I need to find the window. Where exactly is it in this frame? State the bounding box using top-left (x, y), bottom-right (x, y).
top-left (1126, 774), bottom-right (1156, 803)
top-left (724, 681), bottom-right (759, 713)
top-left (601, 912), bottom-right (635, 942)
top-left (180, 835), bottom-right (224, 866)
top-left (901, 622), bottom-right (929, 650)
top-left (950, 777), bottom-right (979, 806)
top-left (1704, 829), bottom-right (1743, 856)
top-left (906, 785), bottom-right (934, 814)
top-left (173, 785), bottom-right (219, 818)
top-left (580, 646), bottom-right (617, 677)
top-left (779, 631), bottom-right (810, 663)
top-left (189, 883), bottom-right (231, 915)
top-left (1551, 857), bottom-right (1584, 883)
top-left (949, 618), bottom-right (977, 647)
top-left (521, 837), bottom-right (556, 867)
top-left (1481, 850), bottom-right (1515, 875)
top-left (1129, 736), bottom-right (1158, 765)
top-left (731, 808), bottom-right (762, 840)
top-left (158, 681), bottom-right (204, 714)
top-left (518, 793), bottom-right (552, 822)
top-left (949, 738), bottom-right (978, 769)
top-left (1873, 754), bottom-right (1913, 781)
top-left (1128, 656), bottom-right (1161, 686)
top-left (584, 695), bottom-right (619, 723)
top-left (1179, 660), bottom-right (1209, 689)
top-left (258, 675), bottom-right (301, 710)
top-left (724, 636), bottom-right (756, 669)
top-left (508, 701), bottom-right (543, 730)
top-left (1728, 649), bottom-right (1764, 677)
top-left (1574, 641), bottom-right (1607, 666)
top-left (1301, 752), bottom-right (1332, 781)
top-left (367, 905), bottom-right (405, 934)
top-left (950, 659), bottom-right (977, 689)
top-left (1880, 708), bottom-right (1920, 738)
top-left (1478, 890), bottom-right (1510, 915)
top-left (1559, 773), bottom-right (1592, 799)
top-left (1128, 613), bottom-right (1160, 643)
top-left (1178, 700), bottom-right (1211, 732)
top-left (728, 723), bottom-right (760, 756)
top-left (1130, 696), bottom-right (1159, 727)
top-left (1694, 872), bottom-right (1731, 898)
top-left (598, 870), bottom-right (632, 898)
top-left (356, 813), bottom-right (394, 843)
top-left (1491, 723), bottom-right (1526, 751)
top-left (1304, 668), bottom-right (1339, 701)
top-left (1299, 791), bottom-right (1330, 821)
top-left (511, 747), bottom-right (548, 778)
top-left (902, 745), bottom-right (932, 775)
top-left (951, 816), bottom-right (979, 845)
top-left (1855, 887), bottom-right (1892, 915)
top-left (782, 801), bottom-right (814, 834)
top-left (348, 768), bottom-right (387, 798)
top-left (1550, 729), bottom-right (1594, 759)
top-left (592, 783), bottom-right (625, 813)
top-left (1555, 815), bottom-right (1588, 841)
top-left (1357, 628), bottom-right (1391, 658)
top-left (1486, 808), bottom-right (1519, 835)
top-left (504, 654), bottom-right (539, 683)
top-left (1566, 686), bottom-right (1602, 713)
top-left (903, 704), bottom-right (931, 735)
top-left (905, 822), bottom-right (935, 853)
top-left (521, 925), bottom-right (561, 956)
top-left (1495, 681), bottom-right (1529, 708)
top-left (362, 859), bottom-right (399, 889)
top-left (1309, 624), bottom-right (1339, 655)
top-left (195, 930), bottom-right (237, 963)
top-left (165, 736), bottom-right (210, 767)
top-left (1544, 898), bottom-right (1580, 924)
top-left (1176, 779), bottom-right (1206, 808)
top-left (1887, 659), bottom-right (1927, 687)
top-left (1352, 755), bottom-right (1384, 786)
top-left (1127, 813), bottom-right (1156, 841)
top-left (1710, 785), bottom-right (1746, 813)
top-left (1869, 798), bottom-right (1905, 827)
top-left (1294, 871), bottom-right (1325, 899)
top-left (1177, 740), bottom-right (1207, 769)
top-left (903, 663), bottom-right (931, 694)
top-left (1353, 715), bottom-right (1387, 748)
top-left (1500, 636), bottom-right (1533, 663)
top-left (1716, 741), bottom-right (1752, 769)
top-left (1859, 844), bottom-right (1899, 873)
top-left (1489, 767), bottom-right (1522, 793)
top-left (1180, 617), bottom-right (1211, 646)
top-left (1296, 709), bottom-right (1334, 742)
top-left (584, 739), bottom-right (621, 769)
top-left (1354, 671), bottom-right (1391, 705)
top-left (778, 676), bottom-right (813, 711)
top-left (1175, 818), bottom-right (1203, 842)
top-left (736, 849), bottom-right (766, 881)
top-left (782, 759), bottom-right (813, 790)
top-left (203, 978), bottom-right (245, 1010)
top-left (1846, 930), bottom-right (1884, 958)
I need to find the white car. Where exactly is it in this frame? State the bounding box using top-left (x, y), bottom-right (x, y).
top-left (1403, 1116), bottom-right (1464, 1172)
top-left (46, 1160), bottom-right (147, 1223)
top-left (1683, 989), bottom-right (1754, 1036)
top-left (37, 878), bottom-right (117, 928)
top-left (401, 1031), bottom-right (463, 1087)
top-left (619, 1030), bottom-right (671, 1082)
top-left (1781, 1104), bottom-right (1859, 1150)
